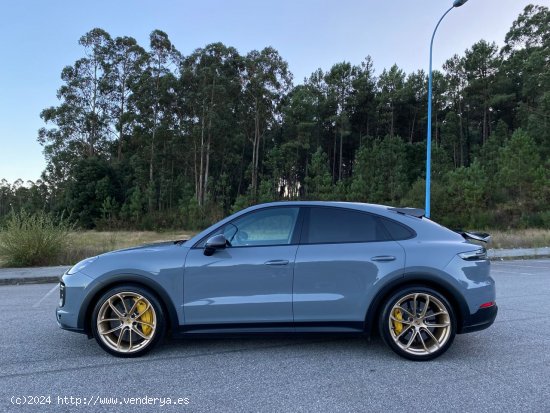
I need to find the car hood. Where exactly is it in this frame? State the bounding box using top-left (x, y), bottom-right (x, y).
top-left (77, 239), bottom-right (191, 279)
top-left (101, 240), bottom-right (189, 255)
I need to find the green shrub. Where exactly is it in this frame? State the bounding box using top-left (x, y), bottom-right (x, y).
top-left (0, 210), bottom-right (72, 267)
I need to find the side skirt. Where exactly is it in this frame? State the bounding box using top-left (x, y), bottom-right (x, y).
top-left (172, 321), bottom-right (365, 338)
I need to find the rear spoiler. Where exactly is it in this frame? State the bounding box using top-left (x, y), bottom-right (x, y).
top-left (388, 207), bottom-right (425, 218)
top-left (455, 230), bottom-right (492, 244)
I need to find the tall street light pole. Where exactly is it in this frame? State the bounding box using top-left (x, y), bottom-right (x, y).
top-left (425, 0), bottom-right (469, 218)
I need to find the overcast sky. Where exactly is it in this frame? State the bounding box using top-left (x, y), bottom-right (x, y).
top-left (0, 0), bottom-right (538, 183)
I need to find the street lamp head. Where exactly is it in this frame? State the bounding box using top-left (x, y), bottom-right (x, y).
top-left (453, 0), bottom-right (468, 7)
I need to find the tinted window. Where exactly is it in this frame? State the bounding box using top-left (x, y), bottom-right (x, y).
top-left (223, 207), bottom-right (299, 247)
top-left (304, 207), bottom-right (391, 244)
top-left (380, 218), bottom-right (415, 240)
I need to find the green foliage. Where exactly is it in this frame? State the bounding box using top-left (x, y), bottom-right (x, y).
top-left (496, 129), bottom-right (540, 202)
top-left (304, 148), bottom-right (333, 200)
top-left (0, 210), bottom-right (72, 267)
top-left (350, 136), bottom-right (408, 203)
top-left (437, 161), bottom-right (489, 228)
top-left (64, 157), bottom-right (121, 228)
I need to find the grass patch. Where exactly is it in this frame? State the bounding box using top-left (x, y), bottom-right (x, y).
top-left (59, 230), bottom-right (196, 265)
top-left (0, 223), bottom-right (196, 267)
top-left (488, 229), bottom-right (550, 249)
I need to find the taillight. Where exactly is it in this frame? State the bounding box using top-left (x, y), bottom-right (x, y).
top-left (479, 301), bottom-right (495, 309)
top-left (459, 247), bottom-right (487, 261)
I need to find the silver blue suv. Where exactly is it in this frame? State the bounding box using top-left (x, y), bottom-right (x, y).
top-left (56, 202), bottom-right (497, 360)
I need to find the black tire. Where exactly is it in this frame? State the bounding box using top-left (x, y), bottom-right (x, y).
top-left (91, 285), bottom-right (166, 357)
top-left (379, 286), bottom-right (456, 361)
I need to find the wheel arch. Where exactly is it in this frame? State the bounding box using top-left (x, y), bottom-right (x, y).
top-left (79, 274), bottom-right (179, 337)
top-left (364, 273), bottom-right (468, 336)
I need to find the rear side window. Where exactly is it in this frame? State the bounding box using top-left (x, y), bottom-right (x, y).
top-left (380, 217), bottom-right (416, 240)
top-left (303, 207), bottom-right (392, 244)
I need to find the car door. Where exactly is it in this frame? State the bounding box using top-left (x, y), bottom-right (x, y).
top-left (293, 207), bottom-right (406, 325)
top-left (183, 207), bottom-right (301, 327)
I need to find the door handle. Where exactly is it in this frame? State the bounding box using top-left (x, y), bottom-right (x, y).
top-left (264, 260), bottom-right (289, 266)
top-left (371, 255), bottom-right (396, 262)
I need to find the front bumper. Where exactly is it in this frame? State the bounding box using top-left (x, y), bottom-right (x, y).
top-left (56, 270), bottom-right (94, 334)
top-left (459, 304), bottom-right (498, 334)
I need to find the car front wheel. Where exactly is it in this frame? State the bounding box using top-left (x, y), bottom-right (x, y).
top-left (91, 286), bottom-right (165, 357)
top-left (379, 287), bottom-right (456, 361)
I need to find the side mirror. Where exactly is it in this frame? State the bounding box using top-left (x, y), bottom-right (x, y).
top-left (204, 234), bottom-right (228, 256)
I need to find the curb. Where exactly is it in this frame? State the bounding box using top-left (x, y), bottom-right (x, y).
top-left (488, 247), bottom-right (550, 260)
top-left (0, 276), bottom-right (60, 286)
top-left (0, 265), bottom-right (69, 286)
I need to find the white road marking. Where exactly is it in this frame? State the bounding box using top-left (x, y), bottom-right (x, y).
top-left (32, 284), bottom-right (59, 308)
top-left (491, 270), bottom-right (536, 275)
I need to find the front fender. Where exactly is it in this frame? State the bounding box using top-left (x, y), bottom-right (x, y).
top-left (78, 272), bottom-right (183, 335)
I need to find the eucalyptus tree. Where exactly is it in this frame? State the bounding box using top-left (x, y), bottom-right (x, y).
top-left (324, 62), bottom-right (358, 181)
top-left (241, 47), bottom-right (292, 198)
top-left (277, 81), bottom-right (328, 195)
top-left (38, 28), bottom-right (113, 183)
top-left (305, 68), bottom-right (331, 151)
top-left (180, 43), bottom-right (243, 206)
top-left (130, 30), bottom-right (179, 212)
top-left (108, 36), bottom-right (147, 161)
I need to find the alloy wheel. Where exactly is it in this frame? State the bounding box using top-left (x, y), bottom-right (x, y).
top-left (96, 292), bottom-right (157, 354)
top-left (388, 292), bottom-right (452, 356)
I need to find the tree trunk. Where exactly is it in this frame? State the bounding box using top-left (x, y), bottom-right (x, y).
top-left (409, 110), bottom-right (417, 144)
top-left (482, 105), bottom-right (487, 145)
top-left (390, 102), bottom-right (394, 138)
top-left (251, 98), bottom-right (260, 198)
top-left (338, 116), bottom-right (343, 181)
top-left (458, 101), bottom-right (464, 167)
top-left (149, 124), bottom-right (155, 212)
top-left (332, 126), bottom-right (337, 183)
top-left (117, 75), bottom-right (126, 161)
top-left (198, 99), bottom-right (206, 206)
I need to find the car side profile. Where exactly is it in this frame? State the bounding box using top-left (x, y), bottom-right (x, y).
top-left (56, 201), bottom-right (497, 360)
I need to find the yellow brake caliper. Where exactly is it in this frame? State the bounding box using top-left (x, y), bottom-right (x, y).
top-left (134, 299), bottom-right (153, 336)
top-left (392, 308), bottom-right (403, 334)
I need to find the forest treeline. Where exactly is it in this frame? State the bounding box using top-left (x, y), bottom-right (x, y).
top-left (1, 4), bottom-right (548, 230)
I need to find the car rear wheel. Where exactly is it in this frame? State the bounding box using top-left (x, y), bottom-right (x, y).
top-left (91, 286), bottom-right (165, 357)
top-left (379, 286), bottom-right (456, 361)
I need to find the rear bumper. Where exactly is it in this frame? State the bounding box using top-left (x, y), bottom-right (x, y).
top-left (459, 304), bottom-right (498, 334)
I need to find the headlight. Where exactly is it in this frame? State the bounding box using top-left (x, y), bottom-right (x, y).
top-left (67, 256), bottom-right (98, 275)
top-left (59, 282), bottom-right (65, 307)
top-left (459, 248), bottom-right (487, 261)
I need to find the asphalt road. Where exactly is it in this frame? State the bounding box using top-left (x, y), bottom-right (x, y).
top-left (1, 259), bottom-right (549, 412)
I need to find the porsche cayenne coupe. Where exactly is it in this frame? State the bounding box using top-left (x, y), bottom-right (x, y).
top-left (56, 202), bottom-right (497, 360)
